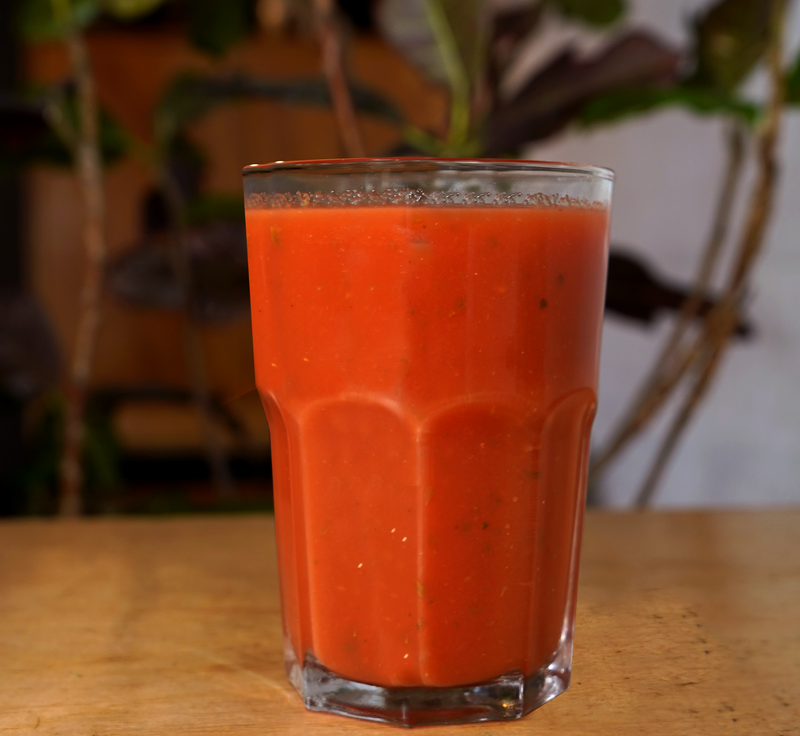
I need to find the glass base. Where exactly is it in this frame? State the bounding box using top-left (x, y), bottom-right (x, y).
top-left (284, 640), bottom-right (572, 727)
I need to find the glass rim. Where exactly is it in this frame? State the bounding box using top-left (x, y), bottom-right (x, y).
top-left (242, 157), bottom-right (614, 182)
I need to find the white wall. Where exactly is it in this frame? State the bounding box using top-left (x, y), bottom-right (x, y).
top-left (522, 0), bottom-right (800, 507)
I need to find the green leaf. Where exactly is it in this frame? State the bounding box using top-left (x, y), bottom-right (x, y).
top-left (786, 48), bottom-right (800, 104)
top-left (485, 32), bottom-right (681, 154)
top-left (549, 0), bottom-right (626, 27)
top-left (9, 390), bottom-right (121, 513)
top-left (54, 90), bottom-right (130, 162)
top-left (185, 193), bottom-right (245, 226)
top-left (377, 0), bottom-right (488, 150)
top-left (376, 0), bottom-right (488, 88)
top-left (690, 0), bottom-right (780, 93)
top-left (377, 0), bottom-right (447, 85)
top-left (82, 401), bottom-right (122, 495)
top-left (577, 85), bottom-right (760, 127)
top-left (155, 72), bottom-right (404, 147)
top-left (101, 0), bottom-right (168, 20)
top-left (0, 88), bottom-right (129, 172)
top-left (17, 0), bottom-right (100, 40)
top-left (188, 0), bottom-right (256, 57)
top-left (437, 0), bottom-right (488, 88)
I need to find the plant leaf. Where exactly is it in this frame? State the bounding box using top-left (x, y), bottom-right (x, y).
top-left (188, 0), bottom-right (257, 57)
top-left (786, 47), bottom-right (800, 104)
top-left (548, 0), bottom-right (626, 27)
top-left (491, 4), bottom-right (544, 75)
top-left (485, 31), bottom-right (681, 154)
top-left (185, 193), bottom-right (245, 226)
top-left (437, 0), bottom-right (488, 88)
top-left (100, 0), bottom-right (168, 20)
top-left (0, 94), bottom-right (52, 165)
top-left (11, 391), bottom-right (122, 510)
top-left (81, 400), bottom-right (121, 495)
top-left (17, 0), bottom-right (101, 40)
top-left (378, 0), bottom-right (488, 150)
top-left (0, 89), bottom-right (128, 171)
top-left (376, 0), bottom-right (488, 89)
top-left (154, 72), bottom-right (403, 147)
top-left (578, 85), bottom-right (759, 127)
top-left (107, 222), bottom-right (250, 322)
top-left (690, 0), bottom-right (780, 93)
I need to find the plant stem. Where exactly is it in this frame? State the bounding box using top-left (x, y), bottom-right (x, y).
top-left (313, 0), bottom-right (365, 157)
top-left (59, 27), bottom-right (105, 517)
top-left (633, 0), bottom-right (787, 507)
top-left (590, 120), bottom-right (747, 484)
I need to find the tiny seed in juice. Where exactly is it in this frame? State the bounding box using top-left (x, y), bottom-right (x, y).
top-left (540, 299), bottom-right (548, 309)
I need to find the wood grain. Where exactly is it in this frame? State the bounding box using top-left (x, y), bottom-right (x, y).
top-left (1, 510), bottom-right (798, 734)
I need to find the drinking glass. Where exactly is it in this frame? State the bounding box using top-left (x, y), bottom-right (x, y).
top-left (243, 158), bottom-right (613, 726)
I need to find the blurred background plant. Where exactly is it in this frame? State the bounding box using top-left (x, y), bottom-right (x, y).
top-left (0, 0), bottom-right (797, 515)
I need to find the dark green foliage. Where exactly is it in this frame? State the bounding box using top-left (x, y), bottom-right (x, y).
top-left (376, 0), bottom-right (488, 94)
top-left (8, 392), bottom-right (120, 515)
top-left (155, 72), bottom-right (403, 147)
top-left (485, 32), bottom-right (681, 153)
top-left (102, 0), bottom-right (168, 20)
top-left (187, 0), bottom-right (257, 57)
top-left (18, 0), bottom-right (169, 40)
top-left (579, 0), bottom-right (787, 131)
top-left (690, 0), bottom-right (781, 93)
top-left (548, 0), bottom-right (626, 27)
top-left (185, 193), bottom-right (245, 226)
top-left (786, 48), bottom-right (800, 104)
top-left (17, 0), bottom-right (101, 40)
top-left (578, 85), bottom-right (759, 128)
top-left (0, 89), bottom-right (129, 172)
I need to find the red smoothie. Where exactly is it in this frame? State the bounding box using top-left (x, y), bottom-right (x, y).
top-left (246, 202), bottom-right (609, 688)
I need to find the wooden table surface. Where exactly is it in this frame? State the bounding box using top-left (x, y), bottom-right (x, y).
top-left (1, 510), bottom-right (798, 735)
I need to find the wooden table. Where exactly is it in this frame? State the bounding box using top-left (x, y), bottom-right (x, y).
top-left (1, 510), bottom-right (798, 734)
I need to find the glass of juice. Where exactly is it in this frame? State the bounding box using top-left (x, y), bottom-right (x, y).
top-left (243, 158), bottom-right (613, 726)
